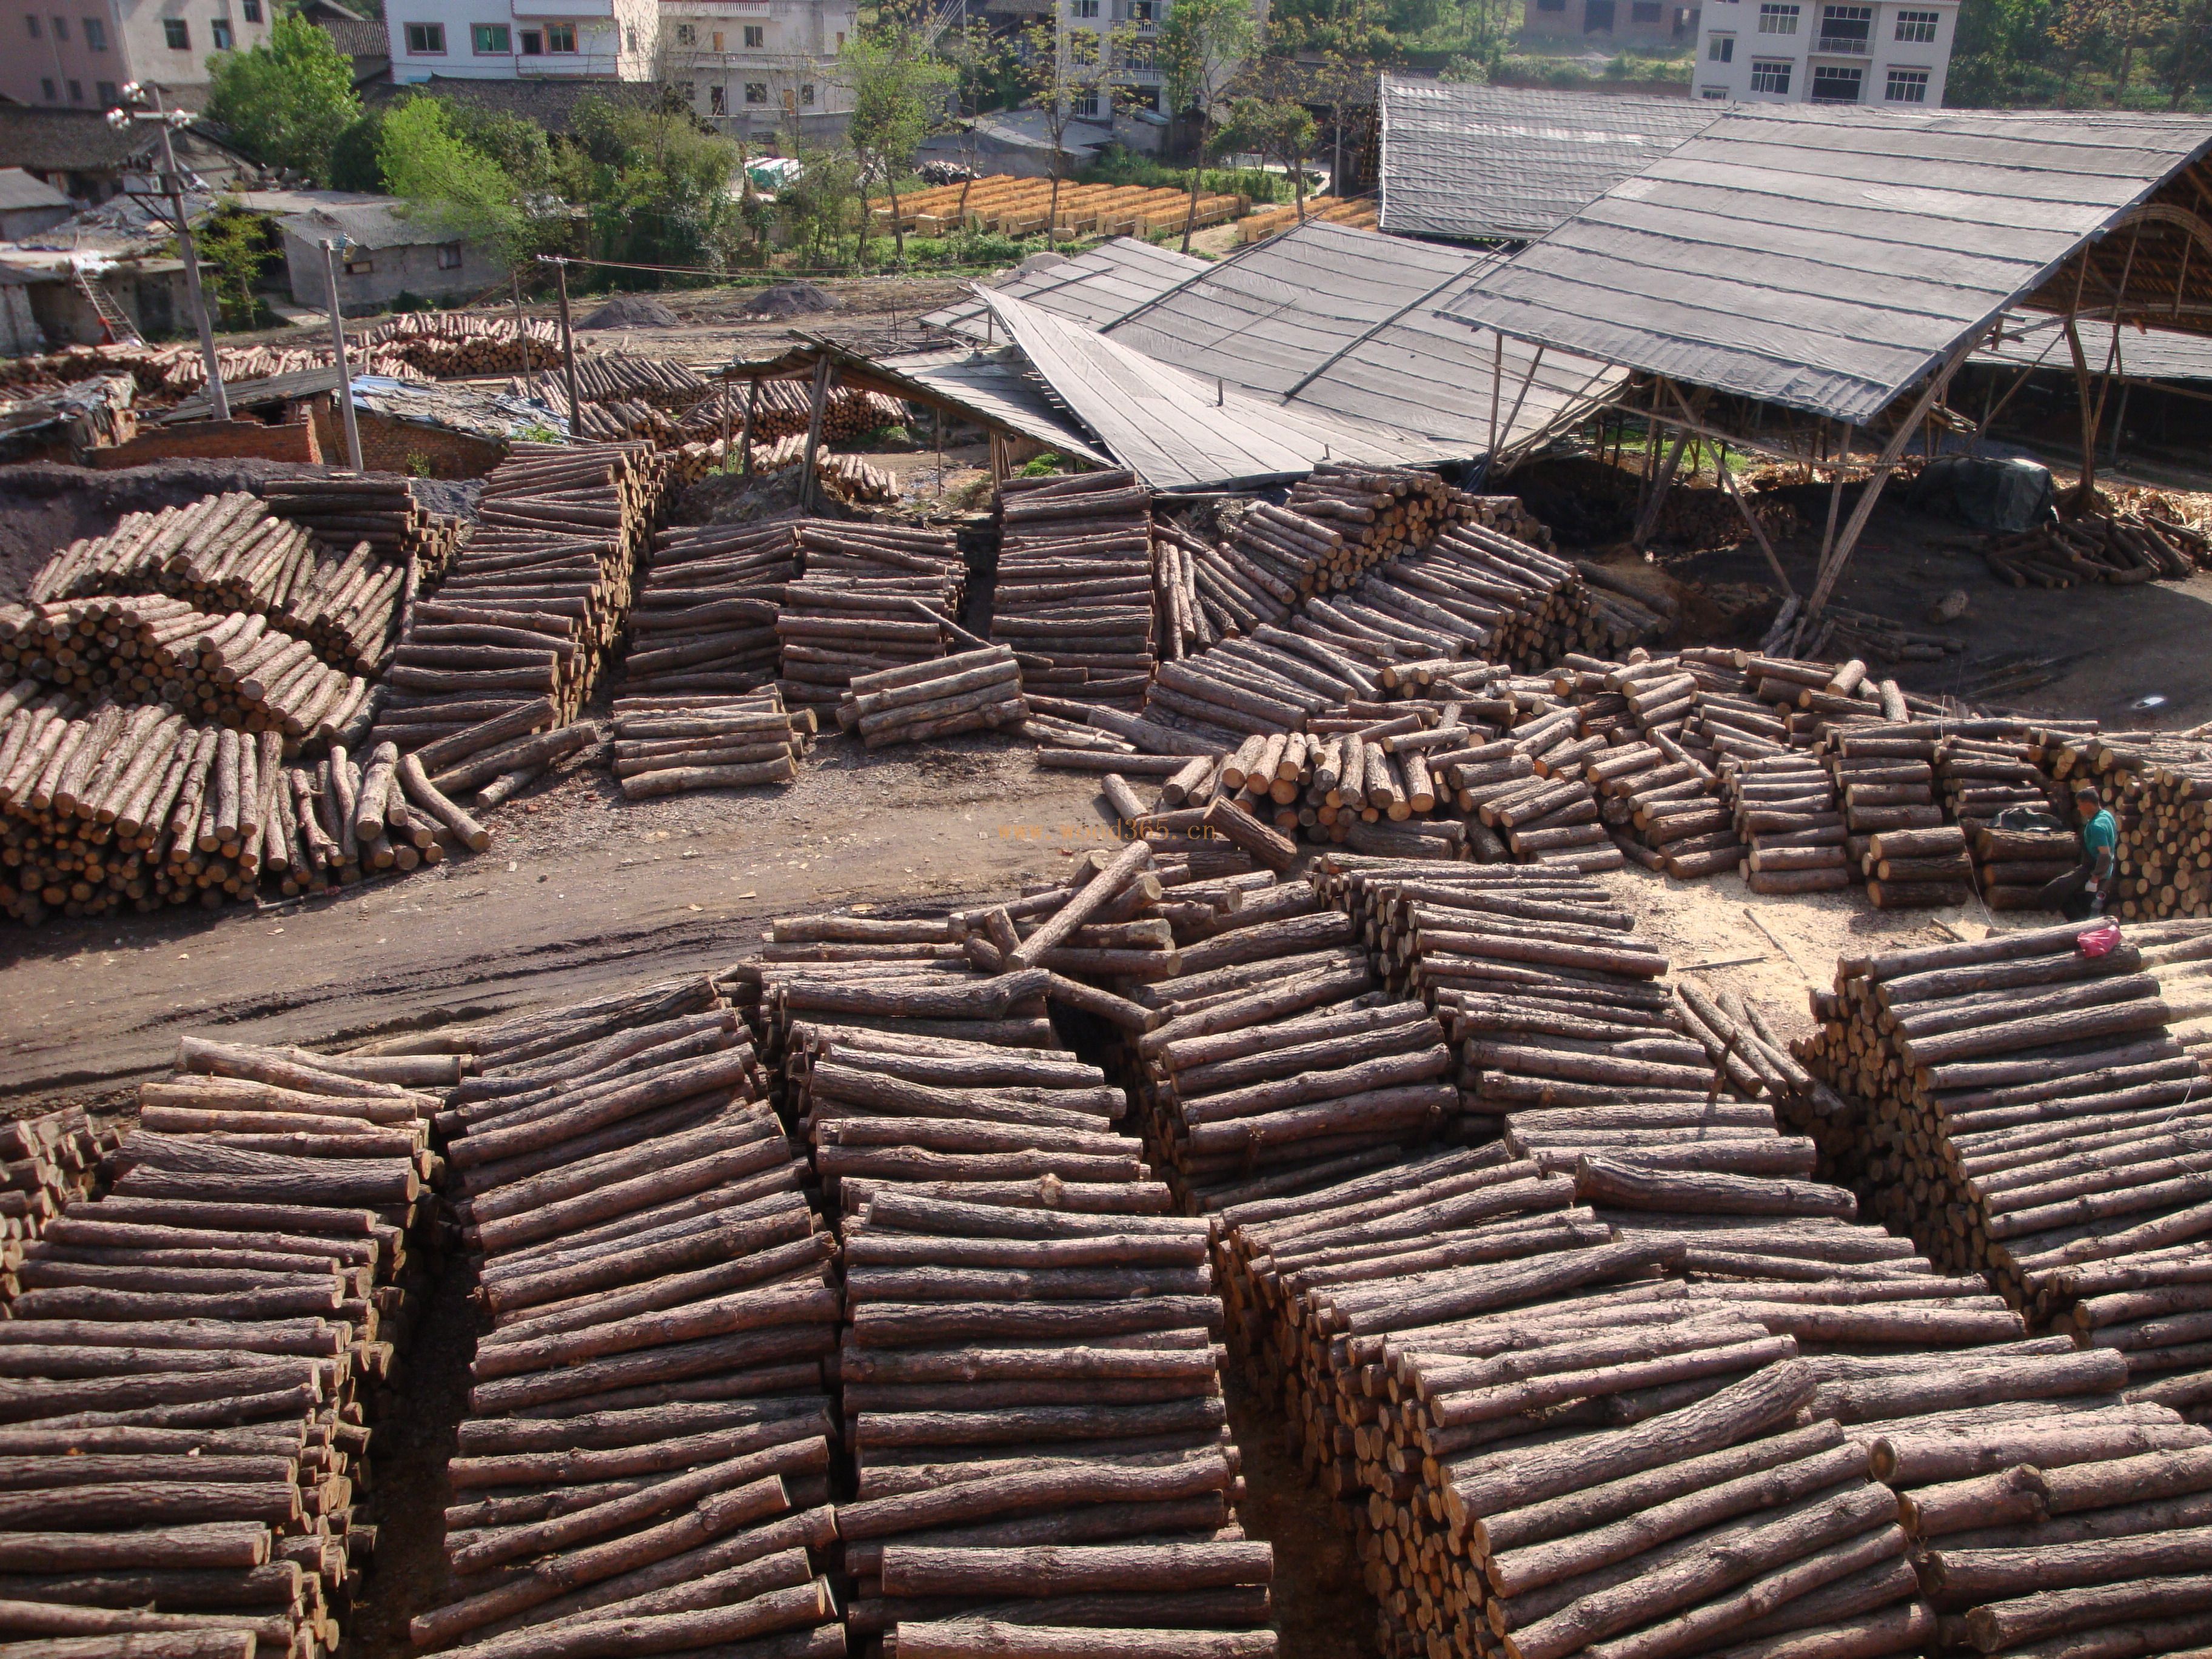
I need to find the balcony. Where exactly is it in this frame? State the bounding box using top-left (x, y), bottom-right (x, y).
top-left (1812, 31), bottom-right (1868, 49)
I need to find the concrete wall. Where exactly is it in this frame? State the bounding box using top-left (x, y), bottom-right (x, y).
top-left (0, 284), bottom-right (45, 354)
top-left (281, 227), bottom-right (506, 315)
top-left (0, 0), bottom-right (275, 106)
top-left (661, 0), bottom-right (855, 132)
top-left (388, 0), bottom-right (657, 80)
top-left (1520, 0), bottom-right (1701, 48)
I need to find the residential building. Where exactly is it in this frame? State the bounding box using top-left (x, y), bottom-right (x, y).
top-left (278, 199), bottom-right (506, 313)
top-left (1521, 0), bottom-right (1701, 50)
top-left (0, 167), bottom-right (76, 238)
top-left (1053, 0), bottom-right (1264, 151)
top-left (660, 0), bottom-right (856, 140)
top-left (0, 0), bottom-right (275, 110)
top-left (300, 0), bottom-right (391, 85)
top-left (0, 104), bottom-right (258, 201)
top-left (386, 0), bottom-right (659, 82)
top-left (1692, 0), bottom-right (1954, 104)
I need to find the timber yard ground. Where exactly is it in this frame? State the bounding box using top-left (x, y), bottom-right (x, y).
top-left (6, 271), bottom-right (2212, 1659)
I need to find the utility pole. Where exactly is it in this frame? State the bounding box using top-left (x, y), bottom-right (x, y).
top-left (511, 268), bottom-right (531, 374)
top-left (319, 238), bottom-right (363, 471)
top-left (540, 255), bottom-right (582, 434)
top-left (111, 83), bottom-right (227, 420)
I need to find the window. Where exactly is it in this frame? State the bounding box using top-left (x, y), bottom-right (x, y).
top-left (709, 82), bottom-right (726, 112)
top-left (1073, 0), bottom-right (1098, 14)
top-left (403, 19), bottom-right (441, 50)
top-left (162, 16), bottom-right (188, 46)
top-left (83, 16), bottom-right (105, 47)
top-left (1755, 2), bottom-right (1796, 28)
top-left (1815, 3), bottom-right (1869, 48)
top-left (241, 0), bottom-right (259, 19)
top-left (1748, 55), bottom-right (1791, 89)
top-left (96, 78), bottom-right (116, 101)
top-left (1885, 64), bottom-right (1929, 98)
top-left (437, 241), bottom-right (462, 269)
top-left (1073, 89), bottom-right (1098, 115)
top-left (799, 81), bottom-right (813, 103)
top-left (344, 251), bottom-right (373, 273)
top-left (744, 80), bottom-right (765, 101)
top-left (546, 22), bottom-right (575, 49)
top-left (472, 22), bottom-right (508, 50)
top-left (834, 28), bottom-right (843, 44)
top-left (1809, 61), bottom-right (1862, 97)
top-left (1894, 7), bottom-right (1937, 37)
top-left (66, 77), bottom-right (81, 99)
top-left (49, 16), bottom-right (64, 38)
top-left (1068, 28), bottom-right (1097, 59)
top-left (710, 29), bottom-right (722, 47)
top-left (1537, 0), bottom-right (1565, 12)
top-left (742, 24), bottom-right (762, 44)
top-left (518, 28), bottom-right (541, 51)
top-left (38, 75), bottom-right (53, 98)
top-left (1707, 31), bottom-right (1733, 56)
top-left (210, 16), bottom-right (232, 48)
top-left (1584, 0), bottom-right (1615, 25)
top-left (674, 21), bottom-right (693, 42)
top-left (625, 24), bottom-right (635, 47)
top-left (1700, 82), bottom-right (1728, 95)
top-left (1632, 1), bottom-right (1662, 17)
top-left (1130, 1), bottom-right (1153, 19)
top-left (23, 15), bottom-right (36, 36)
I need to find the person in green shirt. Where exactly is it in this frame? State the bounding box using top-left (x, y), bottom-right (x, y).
top-left (2044, 780), bottom-right (2119, 919)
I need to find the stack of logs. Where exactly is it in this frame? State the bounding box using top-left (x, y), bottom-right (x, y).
top-left (1981, 508), bottom-right (2203, 586)
top-left (373, 441), bottom-right (668, 749)
top-left (259, 475), bottom-right (471, 583)
top-left (991, 470), bottom-right (1156, 708)
top-left (0, 1104), bottom-right (107, 1270)
top-left (1723, 751), bottom-right (1848, 896)
top-left (774, 524), bottom-right (964, 717)
top-left (611, 690), bottom-right (812, 798)
top-left (625, 521), bottom-right (800, 701)
top-left (681, 381), bottom-right (909, 447)
top-left (405, 974), bottom-right (848, 1658)
top-left (512, 357), bottom-right (708, 412)
top-left (0, 597), bottom-right (376, 743)
top-left (365, 312), bottom-right (565, 377)
top-left (1282, 464), bottom-right (1455, 588)
top-left (0, 1032), bottom-right (443, 1656)
top-left (837, 646), bottom-right (1027, 749)
top-left (2040, 729), bottom-right (2212, 921)
top-left (25, 491), bottom-right (412, 677)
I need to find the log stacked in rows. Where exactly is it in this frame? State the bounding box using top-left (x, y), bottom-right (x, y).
top-left (625, 521), bottom-right (801, 701)
top-left (0, 1031), bottom-right (444, 1657)
top-left (364, 312), bottom-right (564, 377)
top-left (1975, 820), bottom-right (2082, 913)
top-left (1540, 653), bottom-right (1736, 877)
top-left (991, 471), bottom-right (1155, 708)
top-left (372, 441), bottom-right (668, 749)
top-left (1151, 519), bottom-right (1215, 664)
top-left (511, 356), bottom-right (708, 412)
top-left (564, 398), bottom-right (680, 446)
top-left (1282, 464), bottom-right (1455, 588)
top-left (2040, 729), bottom-right (2212, 921)
top-left (1982, 508), bottom-right (2203, 586)
top-left (611, 690), bottom-right (812, 798)
top-left (1, 598), bottom-right (374, 743)
top-left (682, 381), bottom-right (909, 447)
top-left (837, 647), bottom-right (1026, 749)
top-left (259, 475), bottom-right (471, 583)
top-left (1933, 725), bottom-right (2073, 834)
top-left (26, 492), bottom-right (409, 676)
top-left (1795, 919), bottom-right (2212, 1332)
top-left (0, 1105), bottom-right (109, 1270)
top-left (775, 525), bottom-right (964, 716)
top-left (1723, 751), bottom-right (1849, 895)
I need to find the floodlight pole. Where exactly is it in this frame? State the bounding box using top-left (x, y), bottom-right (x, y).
top-left (142, 88), bottom-right (229, 421)
top-left (320, 238), bottom-right (364, 471)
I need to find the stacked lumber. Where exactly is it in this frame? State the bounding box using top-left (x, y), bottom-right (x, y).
top-left (411, 974), bottom-right (847, 1658)
top-left (681, 382), bottom-right (909, 447)
top-left (2040, 729), bottom-right (2212, 922)
top-left (1857, 825), bottom-right (1971, 910)
top-left (258, 474), bottom-right (470, 583)
top-left (372, 440), bottom-right (668, 748)
top-left (26, 492), bottom-right (409, 675)
top-left (611, 690), bottom-right (811, 798)
top-left (1539, 653), bottom-right (1736, 877)
top-left (1982, 509), bottom-right (2201, 586)
top-left (0, 1032), bottom-right (443, 1657)
top-left (625, 521), bottom-right (800, 700)
top-left (870, 174), bottom-right (1248, 237)
top-left (1973, 819), bottom-right (2080, 912)
top-left (1933, 726), bottom-right (2071, 834)
top-left (565, 397), bottom-right (680, 446)
top-left (0, 1105), bottom-right (109, 1265)
top-left (1795, 919), bottom-right (2212, 1319)
top-left (511, 356), bottom-right (708, 412)
top-left (817, 452), bottom-right (899, 506)
top-left (775, 524), bottom-right (964, 716)
top-left (382, 695), bottom-right (594, 815)
top-left (1238, 194), bottom-right (1380, 241)
top-left (0, 597), bottom-right (374, 742)
top-left (364, 312), bottom-right (564, 377)
top-left (1283, 464), bottom-right (1455, 587)
top-left (991, 471), bottom-right (1155, 709)
top-left (1151, 519), bottom-right (1214, 664)
top-left (837, 646), bottom-right (1027, 749)
top-left (1413, 521), bottom-right (1626, 668)
top-left (1723, 752), bottom-right (1849, 895)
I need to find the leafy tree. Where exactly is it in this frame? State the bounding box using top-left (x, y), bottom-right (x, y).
top-left (942, 18), bottom-right (1013, 216)
top-left (778, 142), bottom-right (863, 263)
top-left (203, 13), bottom-right (361, 184)
top-left (842, 15), bottom-right (955, 266)
top-left (1224, 92), bottom-right (1316, 221)
top-left (327, 108), bottom-right (385, 190)
top-left (569, 96), bottom-right (744, 273)
top-left (1016, 14), bottom-right (1132, 249)
top-left (195, 198), bottom-right (272, 326)
top-left (377, 96), bottom-right (528, 262)
top-left (1158, 0), bottom-right (1257, 250)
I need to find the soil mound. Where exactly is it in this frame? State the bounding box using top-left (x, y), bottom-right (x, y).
top-left (578, 295), bottom-right (681, 329)
top-left (734, 283), bottom-right (839, 320)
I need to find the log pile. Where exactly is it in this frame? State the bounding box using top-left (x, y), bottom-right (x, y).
top-left (372, 440), bottom-right (668, 748)
top-left (1723, 752), bottom-right (1848, 895)
top-left (1932, 726), bottom-right (2071, 834)
top-left (565, 397), bottom-right (681, 446)
top-left (1981, 509), bottom-right (2204, 586)
top-left (837, 647), bottom-right (1027, 749)
top-left (0, 1031), bottom-right (443, 1657)
top-left (1540, 653), bottom-right (1736, 877)
top-left (2040, 729), bottom-right (2212, 922)
top-left (0, 1104), bottom-right (109, 1264)
top-left (511, 357), bottom-right (708, 412)
top-left (258, 475), bottom-right (470, 583)
top-left (364, 312), bottom-right (564, 377)
top-left (775, 524), bottom-right (964, 716)
top-left (0, 597), bottom-right (375, 743)
top-left (625, 520), bottom-right (800, 701)
top-left (1282, 464), bottom-right (1455, 587)
top-left (1796, 919), bottom-right (2212, 1327)
top-left (682, 381), bottom-right (909, 447)
top-left (992, 471), bottom-right (1155, 709)
top-left (411, 973), bottom-right (848, 1658)
top-left (25, 492), bottom-right (411, 676)
top-left (611, 690), bottom-right (812, 798)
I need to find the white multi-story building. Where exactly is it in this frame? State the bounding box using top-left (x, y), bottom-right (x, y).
top-left (660, 0), bottom-right (856, 139)
top-left (0, 0), bottom-right (275, 110)
top-left (1692, 0), bottom-right (1956, 105)
top-left (386, 0), bottom-right (659, 81)
top-left (1055, 0), bottom-right (1263, 150)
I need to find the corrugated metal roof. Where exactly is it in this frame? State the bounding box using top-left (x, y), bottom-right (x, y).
top-left (1379, 78), bottom-right (1720, 243)
top-left (922, 237), bottom-right (1207, 338)
top-left (1446, 105), bottom-right (2212, 427)
top-left (1977, 311), bottom-right (2212, 385)
top-left (865, 347), bottom-right (1116, 466)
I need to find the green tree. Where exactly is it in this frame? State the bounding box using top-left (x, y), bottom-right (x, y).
top-left (569, 95), bottom-right (743, 273)
top-left (1158, 0), bottom-right (1257, 250)
top-left (203, 13), bottom-right (362, 184)
top-left (779, 143), bottom-right (863, 263)
top-left (193, 197), bottom-right (271, 326)
top-left (1016, 14), bottom-right (1131, 249)
top-left (942, 18), bottom-right (1012, 217)
top-left (327, 107), bottom-right (386, 190)
top-left (377, 96), bottom-right (528, 262)
top-left (1224, 92), bottom-right (1316, 222)
top-left (842, 14), bottom-right (956, 266)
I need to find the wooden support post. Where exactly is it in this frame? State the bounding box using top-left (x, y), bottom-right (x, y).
top-left (740, 377), bottom-right (760, 476)
top-left (512, 268), bottom-right (530, 374)
top-left (1718, 455), bottom-right (1792, 597)
top-left (1631, 423), bottom-right (1692, 551)
top-left (799, 355), bottom-right (831, 513)
top-left (551, 259), bottom-right (581, 435)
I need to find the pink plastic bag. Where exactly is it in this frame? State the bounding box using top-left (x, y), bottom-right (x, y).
top-left (2077, 919), bottom-right (2122, 958)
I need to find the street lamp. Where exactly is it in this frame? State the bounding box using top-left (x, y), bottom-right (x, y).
top-left (109, 81), bottom-right (228, 420)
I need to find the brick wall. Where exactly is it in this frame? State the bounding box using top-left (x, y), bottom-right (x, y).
top-left (92, 415), bottom-right (321, 469)
top-left (307, 404), bottom-right (508, 480)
